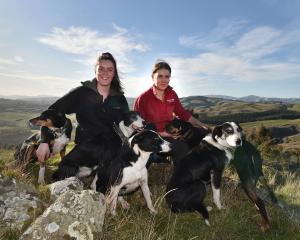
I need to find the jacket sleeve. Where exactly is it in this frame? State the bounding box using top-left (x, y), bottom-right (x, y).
top-left (48, 87), bottom-right (81, 114)
top-left (134, 95), bottom-right (147, 119)
top-left (120, 95), bottom-right (130, 113)
top-left (173, 92), bottom-right (192, 121)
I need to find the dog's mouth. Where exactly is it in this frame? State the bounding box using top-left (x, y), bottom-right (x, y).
top-left (132, 124), bottom-right (145, 132)
top-left (235, 138), bottom-right (242, 146)
top-left (29, 119), bottom-right (53, 127)
top-left (166, 126), bottom-right (182, 136)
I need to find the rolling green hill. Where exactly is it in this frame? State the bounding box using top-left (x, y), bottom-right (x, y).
top-left (180, 96), bottom-right (300, 124)
top-left (1, 97), bottom-right (300, 147)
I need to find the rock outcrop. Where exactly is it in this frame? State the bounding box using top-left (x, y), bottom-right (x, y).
top-left (0, 174), bottom-right (42, 231)
top-left (20, 190), bottom-right (106, 240)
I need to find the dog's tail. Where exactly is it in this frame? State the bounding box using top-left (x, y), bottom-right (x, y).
top-left (14, 142), bottom-right (36, 166)
top-left (14, 143), bottom-right (23, 162)
top-left (258, 176), bottom-right (278, 204)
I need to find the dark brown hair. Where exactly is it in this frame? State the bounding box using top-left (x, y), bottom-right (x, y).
top-left (152, 61), bottom-right (171, 76)
top-left (95, 52), bottom-right (123, 93)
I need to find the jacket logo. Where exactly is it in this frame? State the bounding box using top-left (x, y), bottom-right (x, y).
top-left (166, 98), bottom-right (175, 103)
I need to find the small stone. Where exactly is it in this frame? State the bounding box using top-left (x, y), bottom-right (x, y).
top-left (46, 222), bottom-right (60, 233)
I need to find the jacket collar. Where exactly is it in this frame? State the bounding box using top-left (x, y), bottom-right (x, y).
top-left (152, 85), bottom-right (173, 96)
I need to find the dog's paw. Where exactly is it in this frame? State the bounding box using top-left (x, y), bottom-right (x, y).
top-left (206, 206), bottom-right (213, 212)
top-left (99, 194), bottom-right (105, 206)
top-left (216, 205), bottom-right (226, 210)
top-left (204, 219), bottom-right (210, 226)
top-left (38, 178), bottom-right (45, 185)
top-left (106, 195), bottom-right (113, 205)
top-left (119, 199), bottom-right (130, 209)
top-left (110, 207), bottom-right (117, 216)
top-left (220, 205), bottom-right (226, 210)
top-left (260, 222), bottom-right (270, 232)
top-left (149, 208), bottom-right (157, 215)
top-left (214, 202), bottom-right (225, 210)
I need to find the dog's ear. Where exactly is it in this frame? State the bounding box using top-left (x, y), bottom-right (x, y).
top-left (212, 125), bottom-right (223, 141)
top-left (236, 122), bottom-right (243, 132)
top-left (131, 131), bottom-right (143, 147)
top-left (235, 122), bottom-right (245, 139)
top-left (123, 111), bottom-right (133, 127)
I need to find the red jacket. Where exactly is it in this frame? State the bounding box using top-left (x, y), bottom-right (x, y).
top-left (134, 86), bottom-right (191, 132)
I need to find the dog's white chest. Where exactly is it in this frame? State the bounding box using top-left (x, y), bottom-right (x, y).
top-left (52, 134), bottom-right (69, 154)
top-left (224, 149), bottom-right (234, 165)
top-left (120, 166), bottom-right (147, 193)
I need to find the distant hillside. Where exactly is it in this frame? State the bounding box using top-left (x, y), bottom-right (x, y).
top-left (1, 95), bottom-right (300, 124)
top-left (180, 96), bottom-right (300, 124)
top-left (205, 95), bottom-right (300, 103)
top-left (0, 98), bottom-right (51, 112)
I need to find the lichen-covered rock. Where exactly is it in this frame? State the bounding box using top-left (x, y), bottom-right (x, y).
top-left (0, 174), bottom-right (42, 231)
top-left (20, 190), bottom-right (106, 240)
top-left (48, 177), bottom-right (84, 199)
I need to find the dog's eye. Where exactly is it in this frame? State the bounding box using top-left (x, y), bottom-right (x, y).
top-left (225, 129), bottom-right (233, 134)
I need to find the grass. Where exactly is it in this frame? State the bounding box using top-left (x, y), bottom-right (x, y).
top-left (1, 147), bottom-right (300, 239)
top-left (240, 119), bottom-right (300, 130)
top-left (98, 168), bottom-right (300, 240)
top-left (1, 118), bottom-right (300, 239)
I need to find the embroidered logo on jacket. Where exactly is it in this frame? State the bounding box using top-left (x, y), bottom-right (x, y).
top-left (166, 98), bottom-right (175, 103)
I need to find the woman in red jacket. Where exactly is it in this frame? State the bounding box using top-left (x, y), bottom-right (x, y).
top-left (134, 60), bottom-right (209, 162)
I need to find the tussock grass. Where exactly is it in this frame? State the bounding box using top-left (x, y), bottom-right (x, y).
top-left (1, 147), bottom-right (300, 239)
top-left (97, 164), bottom-right (300, 240)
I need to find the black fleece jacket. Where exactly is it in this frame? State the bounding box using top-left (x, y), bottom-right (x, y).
top-left (49, 79), bottom-right (129, 144)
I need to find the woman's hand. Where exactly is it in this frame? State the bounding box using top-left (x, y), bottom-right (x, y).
top-left (188, 116), bottom-right (211, 132)
top-left (36, 143), bottom-right (50, 163)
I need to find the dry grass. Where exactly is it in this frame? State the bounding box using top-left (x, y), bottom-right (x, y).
top-left (1, 146), bottom-right (300, 239)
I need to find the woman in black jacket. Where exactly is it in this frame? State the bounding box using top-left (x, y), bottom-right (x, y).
top-left (36, 52), bottom-right (129, 164)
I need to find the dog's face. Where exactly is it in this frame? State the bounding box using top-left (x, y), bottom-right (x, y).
top-left (165, 118), bottom-right (192, 137)
top-left (123, 111), bottom-right (145, 131)
top-left (130, 130), bottom-right (171, 153)
top-left (29, 109), bottom-right (66, 128)
top-left (212, 122), bottom-right (243, 148)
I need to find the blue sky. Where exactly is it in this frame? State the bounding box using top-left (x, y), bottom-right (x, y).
top-left (0, 0), bottom-right (300, 98)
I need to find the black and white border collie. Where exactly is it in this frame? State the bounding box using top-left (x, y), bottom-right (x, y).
top-left (52, 111), bottom-right (145, 181)
top-left (95, 130), bottom-right (171, 215)
top-left (14, 109), bottom-right (72, 184)
top-left (166, 122), bottom-right (242, 226)
top-left (165, 118), bottom-right (210, 149)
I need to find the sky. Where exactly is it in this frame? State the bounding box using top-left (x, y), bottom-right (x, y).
top-left (0, 0), bottom-right (300, 98)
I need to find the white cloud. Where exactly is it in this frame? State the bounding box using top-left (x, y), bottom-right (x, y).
top-left (37, 24), bottom-right (149, 73)
top-left (0, 58), bottom-right (17, 65)
top-left (0, 70), bottom-right (77, 96)
top-left (14, 56), bottom-right (24, 62)
top-left (175, 19), bottom-right (300, 96)
top-left (0, 56), bottom-right (24, 65)
top-left (179, 18), bottom-right (248, 51)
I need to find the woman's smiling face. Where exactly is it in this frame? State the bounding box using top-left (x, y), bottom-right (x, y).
top-left (95, 59), bottom-right (115, 87)
top-left (152, 68), bottom-right (171, 91)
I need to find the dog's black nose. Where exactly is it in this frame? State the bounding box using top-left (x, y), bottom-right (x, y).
top-left (236, 139), bottom-right (241, 145)
top-left (142, 121), bottom-right (146, 126)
